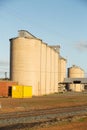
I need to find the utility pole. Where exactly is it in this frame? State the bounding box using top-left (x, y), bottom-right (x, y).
top-left (5, 72), bottom-right (7, 79)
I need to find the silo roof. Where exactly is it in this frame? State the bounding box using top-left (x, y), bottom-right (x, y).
top-left (18, 30), bottom-right (39, 39)
top-left (69, 65), bottom-right (84, 72)
top-left (59, 55), bottom-right (67, 61)
top-left (9, 30), bottom-right (42, 41)
top-left (49, 45), bottom-right (60, 53)
top-left (10, 30), bottom-right (62, 51)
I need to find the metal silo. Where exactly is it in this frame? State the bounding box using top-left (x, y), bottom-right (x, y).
top-left (68, 65), bottom-right (84, 92)
top-left (68, 65), bottom-right (84, 78)
top-left (10, 30), bottom-right (42, 96)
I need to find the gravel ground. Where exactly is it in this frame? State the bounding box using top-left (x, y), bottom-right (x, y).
top-left (36, 118), bottom-right (87, 130)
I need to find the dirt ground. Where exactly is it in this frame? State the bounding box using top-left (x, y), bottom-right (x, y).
top-left (0, 92), bottom-right (87, 113)
top-left (0, 92), bottom-right (87, 130)
top-left (36, 119), bottom-right (87, 130)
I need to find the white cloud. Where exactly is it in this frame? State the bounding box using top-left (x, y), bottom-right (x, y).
top-left (0, 61), bottom-right (9, 66)
top-left (75, 41), bottom-right (87, 51)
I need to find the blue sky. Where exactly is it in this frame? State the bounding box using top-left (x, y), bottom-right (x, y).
top-left (0, 0), bottom-right (87, 77)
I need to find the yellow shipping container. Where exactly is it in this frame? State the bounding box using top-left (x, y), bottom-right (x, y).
top-left (12, 85), bottom-right (32, 98)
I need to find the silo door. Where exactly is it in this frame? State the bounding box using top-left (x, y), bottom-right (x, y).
top-left (8, 87), bottom-right (12, 97)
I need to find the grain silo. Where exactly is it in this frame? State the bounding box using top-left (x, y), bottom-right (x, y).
top-left (68, 65), bottom-right (84, 78)
top-left (54, 51), bottom-right (58, 92)
top-left (45, 46), bottom-right (51, 94)
top-left (40, 42), bottom-right (47, 95)
top-left (68, 65), bottom-right (84, 92)
top-left (10, 30), bottom-right (66, 96)
top-left (50, 48), bottom-right (55, 93)
top-left (49, 45), bottom-right (60, 93)
top-left (58, 56), bottom-right (67, 83)
top-left (10, 30), bottom-right (42, 96)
